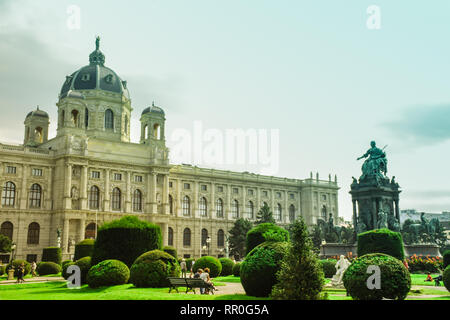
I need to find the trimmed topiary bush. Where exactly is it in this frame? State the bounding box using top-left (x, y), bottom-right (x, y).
top-left (163, 246), bottom-right (177, 260)
top-left (240, 241), bottom-right (288, 297)
top-left (343, 253), bottom-right (411, 300)
top-left (37, 261), bottom-right (62, 276)
top-left (87, 259), bottom-right (130, 288)
top-left (246, 223), bottom-right (289, 255)
top-left (91, 216), bottom-right (162, 268)
top-left (443, 250), bottom-right (450, 270)
top-left (192, 256), bottom-right (222, 278)
top-left (232, 262), bottom-right (241, 277)
top-left (42, 247), bottom-right (62, 265)
top-left (129, 250), bottom-right (180, 288)
top-left (74, 239), bottom-right (95, 261)
top-left (320, 259), bottom-right (337, 278)
top-left (219, 258), bottom-right (234, 276)
top-left (357, 228), bottom-right (405, 261)
top-left (444, 265), bottom-right (450, 292)
top-left (6, 260), bottom-right (31, 277)
top-left (74, 256), bottom-right (92, 284)
top-left (62, 261), bottom-right (75, 279)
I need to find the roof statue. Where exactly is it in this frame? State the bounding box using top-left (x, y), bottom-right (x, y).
top-left (356, 140), bottom-right (387, 180)
top-left (95, 36), bottom-right (100, 51)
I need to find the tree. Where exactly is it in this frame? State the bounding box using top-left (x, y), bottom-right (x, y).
top-left (270, 217), bottom-right (325, 300)
top-left (0, 234), bottom-right (12, 253)
top-left (255, 203), bottom-right (275, 225)
top-left (228, 218), bottom-right (253, 259)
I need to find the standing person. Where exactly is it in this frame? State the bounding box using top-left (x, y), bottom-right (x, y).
top-left (31, 261), bottom-right (37, 277)
top-left (180, 258), bottom-right (187, 278)
top-left (16, 263), bottom-right (25, 284)
top-left (189, 259), bottom-right (195, 278)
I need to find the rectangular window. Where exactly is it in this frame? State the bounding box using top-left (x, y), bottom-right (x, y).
top-left (262, 190), bottom-right (268, 197)
top-left (32, 168), bottom-right (43, 176)
top-left (114, 173), bottom-right (122, 181)
top-left (248, 189), bottom-right (254, 196)
top-left (290, 193), bottom-right (295, 200)
top-left (184, 183), bottom-right (190, 190)
top-left (134, 175), bottom-right (143, 183)
top-left (6, 166), bottom-right (16, 174)
top-left (91, 171), bottom-right (100, 179)
top-left (217, 186), bottom-right (223, 193)
top-left (169, 181), bottom-right (173, 188)
top-left (276, 192), bottom-right (282, 199)
top-left (233, 188), bottom-right (239, 194)
top-left (201, 184), bottom-right (207, 191)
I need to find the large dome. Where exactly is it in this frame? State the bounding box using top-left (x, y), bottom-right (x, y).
top-left (59, 37), bottom-right (130, 99)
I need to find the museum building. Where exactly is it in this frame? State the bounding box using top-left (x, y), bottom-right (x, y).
top-left (0, 40), bottom-right (339, 262)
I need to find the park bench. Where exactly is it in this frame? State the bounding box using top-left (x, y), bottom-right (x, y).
top-left (167, 277), bottom-right (214, 294)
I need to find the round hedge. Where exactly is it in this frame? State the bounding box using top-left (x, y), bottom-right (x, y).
top-left (129, 250), bottom-right (180, 288)
top-left (74, 256), bottom-right (92, 284)
top-left (192, 256), bottom-right (222, 278)
top-left (246, 223), bottom-right (289, 255)
top-left (6, 260), bottom-right (31, 277)
top-left (343, 253), bottom-right (411, 300)
top-left (74, 239), bottom-right (95, 261)
top-left (87, 259), bottom-right (130, 288)
top-left (232, 262), bottom-right (241, 277)
top-left (357, 228), bottom-right (405, 261)
top-left (320, 259), bottom-right (337, 278)
top-left (91, 216), bottom-right (162, 267)
top-left (443, 250), bottom-right (450, 270)
top-left (240, 241), bottom-right (288, 297)
top-left (37, 261), bottom-right (62, 276)
top-left (219, 258), bottom-right (234, 276)
top-left (444, 265), bottom-right (450, 292)
top-left (163, 246), bottom-right (177, 259)
top-left (62, 261), bottom-right (75, 279)
top-left (42, 247), bottom-right (62, 265)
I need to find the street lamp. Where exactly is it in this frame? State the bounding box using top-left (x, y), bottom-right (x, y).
top-left (206, 236), bottom-right (211, 256)
top-left (10, 243), bottom-right (16, 264)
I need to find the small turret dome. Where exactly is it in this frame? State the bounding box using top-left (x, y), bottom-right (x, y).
top-left (142, 102), bottom-right (165, 116)
top-left (26, 106), bottom-right (49, 119)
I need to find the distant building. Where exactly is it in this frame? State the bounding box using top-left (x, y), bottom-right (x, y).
top-left (400, 209), bottom-right (450, 237)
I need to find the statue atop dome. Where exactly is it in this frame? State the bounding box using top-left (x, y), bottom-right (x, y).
top-left (95, 36), bottom-right (100, 51)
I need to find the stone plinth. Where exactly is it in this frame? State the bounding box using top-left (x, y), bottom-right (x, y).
top-left (404, 244), bottom-right (441, 257)
top-left (319, 243), bottom-right (357, 259)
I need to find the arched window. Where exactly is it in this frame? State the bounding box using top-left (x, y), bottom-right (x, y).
top-left (217, 229), bottom-right (225, 247)
top-left (168, 227), bottom-right (174, 246)
top-left (182, 196), bottom-right (190, 216)
top-left (246, 201), bottom-right (254, 219)
top-left (169, 195), bottom-right (173, 214)
top-left (153, 123), bottom-right (161, 139)
top-left (0, 221), bottom-right (13, 240)
top-left (216, 198), bottom-right (224, 218)
top-left (144, 125), bottom-right (148, 139)
top-left (29, 183), bottom-right (42, 208)
top-left (89, 186), bottom-right (100, 209)
top-left (27, 222), bottom-right (40, 244)
top-left (34, 127), bottom-right (43, 143)
top-left (111, 187), bottom-right (121, 210)
top-left (85, 223), bottom-right (96, 239)
top-left (183, 228), bottom-right (191, 246)
top-left (321, 205), bottom-right (327, 219)
top-left (289, 204), bottom-right (296, 222)
top-left (85, 108), bottom-right (89, 128)
top-left (201, 228), bottom-right (208, 246)
top-left (274, 203), bottom-right (282, 221)
top-left (231, 200), bottom-right (239, 219)
top-left (61, 110), bottom-right (65, 127)
top-left (105, 109), bottom-right (114, 129)
top-left (124, 115), bottom-right (128, 134)
top-left (2, 181), bottom-right (16, 207)
top-left (199, 197), bottom-right (207, 217)
top-left (133, 189), bottom-right (142, 212)
top-left (71, 109), bottom-right (79, 127)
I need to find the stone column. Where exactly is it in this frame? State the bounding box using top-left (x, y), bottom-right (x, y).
top-left (63, 218), bottom-right (70, 254)
top-left (210, 182), bottom-right (215, 218)
top-left (151, 172), bottom-right (157, 213)
top-left (284, 190), bottom-right (288, 223)
top-left (352, 200), bottom-right (358, 230)
top-left (80, 165), bottom-right (88, 210)
top-left (20, 164), bottom-right (28, 210)
top-left (176, 179), bottom-right (182, 217)
top-left (45, 166), bottom-right (53, 210)
top-left (226, 184), bottom-right (231, 220)
top-left (162, 174), bottom-right (169, 214)
top-left (372, 199), bottom-right (377, 230)
top-left (242, 185), bottom-right (246, 220)
top-left (64, 163), bottom-right (72, 210)
top-left (104, 169), bottom-right (110, 211)
top-left (161, 223), bottom-right (168, 246)
top-left (395, 199), bottom-right (400, 222)
top-left (78, 218), bottom-right (86, 243)
top-left (193, 181), bottom-right (198, 218)
top-left (125, 171), bottom-right (131, 212)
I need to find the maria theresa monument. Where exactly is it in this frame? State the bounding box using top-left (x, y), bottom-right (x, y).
top-left (0, 38), bottom-right (339, 263)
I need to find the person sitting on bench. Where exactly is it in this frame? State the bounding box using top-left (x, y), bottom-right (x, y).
top-left (433, 274), bottom-right (443, 286)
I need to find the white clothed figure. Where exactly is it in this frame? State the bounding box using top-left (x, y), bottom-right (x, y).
top-left (331, 255), bottom-right (351, 286)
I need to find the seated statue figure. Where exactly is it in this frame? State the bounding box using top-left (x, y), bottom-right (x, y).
top-left (331, 255), bottom-right (351, 287)
top-left (357, 141), bottom-right (387, 178)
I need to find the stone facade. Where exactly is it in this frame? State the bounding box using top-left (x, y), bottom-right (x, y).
top-left (0, 40), bottom-right (339, 263)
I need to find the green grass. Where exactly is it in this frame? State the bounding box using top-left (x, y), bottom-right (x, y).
top-left (213, 276), bottom-right (241, 283)
top-left (0, 281), bottom-right (261, 300)
top-left (410, 273), bottom-right (445, 286)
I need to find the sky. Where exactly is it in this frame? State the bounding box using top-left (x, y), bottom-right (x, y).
top-left (1, 0), bottom-right (450, 221)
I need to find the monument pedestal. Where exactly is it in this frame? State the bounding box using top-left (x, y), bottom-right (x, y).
top-left (404, 244), bottom-right (441, 257)
top-left (320, 243), bottom-right (357, 259)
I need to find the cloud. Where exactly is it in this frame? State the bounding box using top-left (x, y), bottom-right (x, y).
top-left (382, 104), bottom-right (450, 147)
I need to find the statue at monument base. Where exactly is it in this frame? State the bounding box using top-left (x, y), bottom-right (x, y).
top-left (330, 255), bottom-right (351, 287)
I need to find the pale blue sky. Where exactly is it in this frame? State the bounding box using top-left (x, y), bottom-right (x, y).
top-left (1, 0), bottom-right (450, 220)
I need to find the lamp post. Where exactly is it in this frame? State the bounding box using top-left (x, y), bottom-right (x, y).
top-left (206, 236), bottom-right (211, 256)
top-left (10, 243), bottom-right (16, 264)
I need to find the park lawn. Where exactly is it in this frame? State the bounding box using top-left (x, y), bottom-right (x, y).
top-left (0, 281), bottom-right (259, 300)
top-left (213, 276), bottom-right (241, 283)
top-left (410, 273), bottom-right (443, 286)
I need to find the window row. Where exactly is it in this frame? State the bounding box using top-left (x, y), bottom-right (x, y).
top-left (0, 221), bottom-right (40, 244)
top-left (173, 227), bottom-right (226, 248)
top-left (1, 182), bottom-right (44, 208)
top-left (88, 186), bottom-right (143, 211)
top-left (3, 167), bottom-right (44, 176)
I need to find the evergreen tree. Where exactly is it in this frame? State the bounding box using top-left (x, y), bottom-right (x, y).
top-left (270, 217), bottom-right (325, 300)
top-left (228, 218), bottom-right (253, 259)
top-left (255, 203), bottom-right (275, 225)
top-left (0, 234), bottom-right (12, 253)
